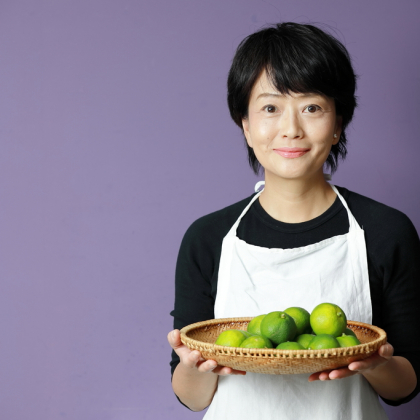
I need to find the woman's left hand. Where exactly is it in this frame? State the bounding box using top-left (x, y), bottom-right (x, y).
top-left (308, 343), bottom-right (394, 382)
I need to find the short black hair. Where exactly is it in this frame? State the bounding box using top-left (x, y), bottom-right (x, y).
top-left (227, 22), bottom-right (358, 174)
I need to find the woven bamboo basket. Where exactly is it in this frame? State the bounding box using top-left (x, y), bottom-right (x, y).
top-left (180, 317), bottom-right (387, 375)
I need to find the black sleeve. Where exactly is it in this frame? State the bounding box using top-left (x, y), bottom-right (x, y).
top-left (169, 197), bottom-right (251, 378)
top-left (169, 189), bottom-right (420, 407)
top-left (370, 213), bottom-right (420, 406)
top-left (169, 219), bottom-right (217, 377)
top-left (168, 216), bottom-right (222, 411)
top-left (348, 187), bottom-right (420, 406)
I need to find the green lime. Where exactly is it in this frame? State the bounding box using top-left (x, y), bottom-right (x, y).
top-left (241, 335), bottom-right (273, 349)
top-left (260, 311), bottom-right (297, 345)
top-left (276, 341), bottom-right (305, 350)
top-left (215, 329), bottom-right (249, 347)
top-left (296, 333), bottom-right (315, 349)
top-left (247, 314), bottom-right (266, 336)
top-left (344, 327), bottom-right (357, 338)
top-left (310, 303), bottom-right (347, 337)
top-left (337, 335), bottom-right (361, 347)
top-left (284, 307), bottom-right (311, 335)
top-left (307, 334), bottom-right (340, 350)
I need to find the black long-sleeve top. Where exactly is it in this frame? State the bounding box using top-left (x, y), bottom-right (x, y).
top-left (170, 186), bottom-right (420, 406)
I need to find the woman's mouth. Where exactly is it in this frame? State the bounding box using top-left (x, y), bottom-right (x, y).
top-left (273, 147), bottom-right (311, 158)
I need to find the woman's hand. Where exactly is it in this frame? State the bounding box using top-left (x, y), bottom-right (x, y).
top-left (308, 343), bottom-right (417, 401)
top-left (308, 343), bottom-right (394, 382)
top-left (168, 329), bottom-right (246, 411)
top-left (168, 329), bottom-right (247, 376)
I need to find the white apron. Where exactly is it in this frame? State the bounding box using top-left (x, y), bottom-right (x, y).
top-left (204, 184), bottom-right (388, 420)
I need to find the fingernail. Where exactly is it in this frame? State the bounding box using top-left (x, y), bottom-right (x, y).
top-left (172, 331), bottom-right (176, 339)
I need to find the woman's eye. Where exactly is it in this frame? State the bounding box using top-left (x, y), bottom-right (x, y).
top-left (264, 105), bottom-right (277, 113)
top-left (304, 105), bottom-right (321, 113)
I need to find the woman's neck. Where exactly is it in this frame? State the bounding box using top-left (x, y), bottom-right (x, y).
top-left (258, 172), bottom-right (337, 224)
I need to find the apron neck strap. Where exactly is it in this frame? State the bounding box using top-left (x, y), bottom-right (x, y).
top-left (226, 190), bottom-right (262, 237)
top-left (330, 184), bottom-right (361, 231)
top-left (227, 183), bottom-right (361, 238)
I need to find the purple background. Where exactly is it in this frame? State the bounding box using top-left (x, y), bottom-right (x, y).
top-left (1, 1), bottom-right (419, 419)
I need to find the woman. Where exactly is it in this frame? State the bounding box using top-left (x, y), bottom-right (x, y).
top-left (168, 23), bottom-right (420, 419)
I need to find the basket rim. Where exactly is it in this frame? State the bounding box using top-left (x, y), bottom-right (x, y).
top-left (180, 317), bottom-right (387, 358)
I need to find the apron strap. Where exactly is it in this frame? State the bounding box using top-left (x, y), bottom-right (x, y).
top-left (330, 184), bottom-right (362, 231)
top-left (225, 190), bottom-right (262, 237)
top-left (254, 181), bottom-right (265, 193)
top-left (228, 183), bottom-right (361, 238)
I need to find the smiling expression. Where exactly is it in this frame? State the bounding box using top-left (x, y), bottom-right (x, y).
top-left (242, 71), bottom-right (342, 182)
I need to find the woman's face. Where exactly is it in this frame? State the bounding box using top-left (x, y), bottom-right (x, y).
top-left (242, 71), bottom-right (342, 182)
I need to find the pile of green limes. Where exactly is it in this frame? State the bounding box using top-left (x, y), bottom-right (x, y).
top-left (214, 303), bottom-right (361, 350)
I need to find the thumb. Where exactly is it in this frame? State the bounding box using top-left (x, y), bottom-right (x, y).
top-left (168, 329), bottom-right (195, 361)
top-left (378, 343), bottom-right (394, 360)
top-left (167, 329), bottom-right (183, 350)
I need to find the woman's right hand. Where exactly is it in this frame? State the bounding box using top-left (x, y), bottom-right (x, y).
top-left (168, 329), bottom-right (246, 376)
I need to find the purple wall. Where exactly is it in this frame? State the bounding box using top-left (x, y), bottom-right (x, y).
top-left (1, 1), bottom-right (419, 419)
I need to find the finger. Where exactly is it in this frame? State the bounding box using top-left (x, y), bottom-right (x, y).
top-left (212, 366), bottom-right (247, 376)
top-left (319, 370), bottom-right (333, 381)
top-left (348, 347), bottom-right (392, 372)
top-left (168, 330), bottom-right (197, 363)
top-left (328, 367), bottom-right (358, 380)
top-left (167, 330), bottom-right (247, 375)
top-left (378, 343), bottom-right (394, 360)
top-left (183, 350), bottom-right (203, 369)
top-left (309, 345), bottom-right (395, 381)
top-left (309, 367), bottom-right (358, 382)
top-left (214, 366), bottom-right (231, 376)
top-left (231, 370), bottom-right (247, 375)
top-left (196, 359), bottom-right (246, 375)
top-left (196, 359), bottom-right (218, 373)
top-left (308, 369), bottom-right (333, 382)
top-left (167, 330), bottom-right (183, 350)
top-left (308, 372), bottom-right (320, 382)
top-left (348, 360), bottom-right (374, 372)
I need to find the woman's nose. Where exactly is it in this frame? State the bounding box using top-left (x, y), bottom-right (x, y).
top-left (279, 110), bottom-right (303, 139)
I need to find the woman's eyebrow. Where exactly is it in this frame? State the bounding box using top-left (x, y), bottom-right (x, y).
top-left (256, 92), bottom-right (321, 100)
top-left (256, 92), bottom-right (282, 100)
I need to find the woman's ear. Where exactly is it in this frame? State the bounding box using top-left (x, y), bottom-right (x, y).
top-left (333, 116), bottom-right (343, 145)
top-left (242, 118), bottom-right (253, 148)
